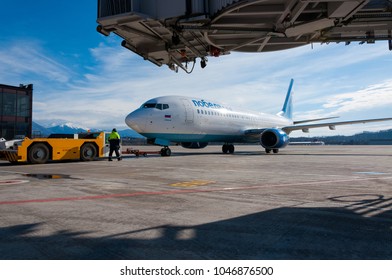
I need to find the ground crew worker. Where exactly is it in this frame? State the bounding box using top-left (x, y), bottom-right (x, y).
top-left (108, 128), bottom-right (122, 161)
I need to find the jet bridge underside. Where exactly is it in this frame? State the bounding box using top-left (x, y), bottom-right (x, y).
top-left (97, 0), bottom-right (392, 73)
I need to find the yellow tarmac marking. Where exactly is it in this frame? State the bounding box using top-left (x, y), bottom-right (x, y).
top-left (170, 180), bottom-right (216, 188)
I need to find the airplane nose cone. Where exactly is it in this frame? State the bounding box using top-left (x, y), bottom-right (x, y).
top-left (125, 110), bottom-right (144, 132)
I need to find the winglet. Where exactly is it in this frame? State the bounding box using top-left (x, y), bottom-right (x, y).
top-left (277, 79), bottom-right (294, 120)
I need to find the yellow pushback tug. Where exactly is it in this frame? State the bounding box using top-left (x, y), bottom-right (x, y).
top-left (0, 132), bottom-right (110, 164)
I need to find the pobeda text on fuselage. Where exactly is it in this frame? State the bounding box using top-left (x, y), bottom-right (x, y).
top-left (125, 79), bottom-right (392, 157)
top-left (191, 99), bottom-right (230, 110)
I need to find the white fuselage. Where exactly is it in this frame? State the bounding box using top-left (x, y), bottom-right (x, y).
top-left (125, 79), bottom-right (392, 152)
top-left (125, 95), bottom-right (292, 144)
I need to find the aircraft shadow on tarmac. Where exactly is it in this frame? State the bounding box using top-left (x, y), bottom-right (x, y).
top-left (124, 150), bottom-right (392, 158)
top-left (1, 194), bottom-right (391, 260)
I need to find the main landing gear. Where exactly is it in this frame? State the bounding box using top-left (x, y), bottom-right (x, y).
top-left (265, 148), bottom-right (279, 154)
top-left (222, 144), bottom-right (235, 154)
top-left (221, 145), bottom-right (279, 154)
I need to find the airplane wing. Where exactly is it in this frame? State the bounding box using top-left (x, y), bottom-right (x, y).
top-left (293, 116), bottom-right (339, 125)
top-left (283, 117), bottom-right (392, 134)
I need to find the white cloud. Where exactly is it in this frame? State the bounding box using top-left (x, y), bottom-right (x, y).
top-left (0, 41), bottom-right (74, 84)
top-left (322, 79), bottom-right (392, 115)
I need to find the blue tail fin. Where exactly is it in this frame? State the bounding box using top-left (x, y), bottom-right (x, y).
top-left (277, 79), bottom-right (294, 120)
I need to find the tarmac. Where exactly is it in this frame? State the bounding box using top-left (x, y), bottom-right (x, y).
top-left (0, 145), bottom-right (391, 260)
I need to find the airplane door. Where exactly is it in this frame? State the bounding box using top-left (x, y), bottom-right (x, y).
top-left (181, 99), bottom-right (194, 124)
top-left (144, 109), bottom-right (155, 131)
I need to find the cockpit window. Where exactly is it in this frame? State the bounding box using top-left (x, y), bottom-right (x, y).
top-left (142, 103), bottom-right (157, 108)
top-left (141, 103), bottom-right (170, 110)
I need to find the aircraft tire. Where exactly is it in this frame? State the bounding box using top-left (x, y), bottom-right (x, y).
top-left (222, 144), bottom-right (229, 154)
top-left (160, 147), bottom-right (171, 157)
top-left (228, 144), bottom-right (235, 154)
top-left (273, 149), bottom-right (279, 154)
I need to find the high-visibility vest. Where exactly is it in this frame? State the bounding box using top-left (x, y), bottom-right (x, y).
top-left (109, 131), bottom-right (120, 140)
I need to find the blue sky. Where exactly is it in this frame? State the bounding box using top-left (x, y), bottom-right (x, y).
top-left (2, 0), bottom-right (392, 136)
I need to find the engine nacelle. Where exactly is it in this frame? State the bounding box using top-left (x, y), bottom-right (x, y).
top-left (260, 129), bottom-right (290, 149)
top-left (180, 142), bottom-right (208, 149)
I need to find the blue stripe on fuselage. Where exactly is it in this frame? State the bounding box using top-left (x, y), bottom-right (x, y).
top-left (140, 133), bottom-right (254, 143)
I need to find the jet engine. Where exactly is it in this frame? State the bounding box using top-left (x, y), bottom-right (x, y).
top-left (180, 142), bottom-right (208, 149)
top-left (260, 129), bottom-right (289, 149)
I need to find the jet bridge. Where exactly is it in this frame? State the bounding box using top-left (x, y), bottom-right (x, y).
top-left (97, 0), bottom-right (392, 73)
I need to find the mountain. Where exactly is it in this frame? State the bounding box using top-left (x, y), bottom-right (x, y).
top-left (32, 121), bottom-right (143, 138)
top-left (118, 129), bottom-right (144, 138)
top-left (49, 124), bottom-right (88, 134)
top-left (32, 122), bottom-right (54, 137)
top-left (32, 121), bottom-right (87, 136)
top-left (32, 120), bottom-right (392, 143)
top-left (290, 129), bottom-right (392, 145)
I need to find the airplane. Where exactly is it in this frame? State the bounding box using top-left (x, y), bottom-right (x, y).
top-left (125, 79), bottom-right (392, 156)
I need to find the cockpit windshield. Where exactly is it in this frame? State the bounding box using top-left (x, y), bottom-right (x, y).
top-left (141, 103), bottom-right (169, 110)
top-left (142, 103), bottom-right (157, 108)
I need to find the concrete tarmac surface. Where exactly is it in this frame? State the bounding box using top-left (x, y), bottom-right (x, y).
top-left (1, 145), bottom-right (392, 259)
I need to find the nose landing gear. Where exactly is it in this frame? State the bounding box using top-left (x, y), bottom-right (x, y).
top-left (160, 146), bottom-right (172, 157)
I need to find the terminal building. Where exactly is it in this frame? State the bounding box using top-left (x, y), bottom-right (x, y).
top-left (0, 84), bottom-right (33, 140)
